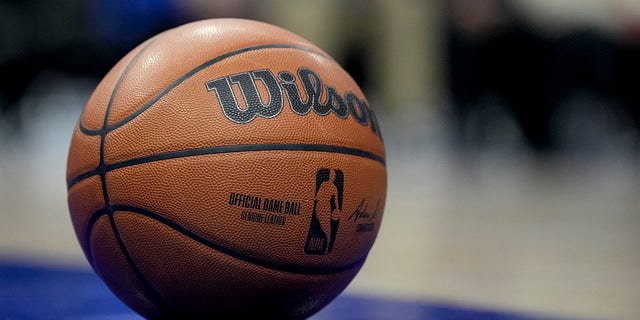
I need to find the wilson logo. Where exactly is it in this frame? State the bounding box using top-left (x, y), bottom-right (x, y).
top-left (205, 68), bottom-right (381, 139)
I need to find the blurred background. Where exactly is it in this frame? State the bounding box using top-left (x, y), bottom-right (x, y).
top-left (0, 0), bottom-right (639, 319)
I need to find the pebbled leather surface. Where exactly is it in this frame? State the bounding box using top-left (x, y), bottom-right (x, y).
top-left (66, 18), bottom-right (387, 319)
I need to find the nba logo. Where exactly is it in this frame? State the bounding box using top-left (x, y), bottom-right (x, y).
top-left (305, 169), bottom-right (344, 255)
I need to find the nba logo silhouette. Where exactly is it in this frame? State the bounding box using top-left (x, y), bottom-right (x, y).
top-left (305, 169), bottom-right (344, 255)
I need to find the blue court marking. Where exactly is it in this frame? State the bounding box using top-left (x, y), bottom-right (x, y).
top-left (0, 261), bottom-right (134, 319)
top-left (0, 261), bottom-right (571, 319)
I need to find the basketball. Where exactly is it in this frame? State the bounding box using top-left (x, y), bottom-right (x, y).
top-left (66, 18), bottom-right (386, 319)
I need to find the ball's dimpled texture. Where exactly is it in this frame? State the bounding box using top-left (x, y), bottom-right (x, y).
top-left (67, 19), bottom-right (386, 319)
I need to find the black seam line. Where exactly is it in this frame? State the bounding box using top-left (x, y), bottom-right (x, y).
top-left (66, 143), bottom-right (385, 189)
top-left (106, 211), bottom-right (173, 315)
top-left (112, 204), bottom-right (366, 275)
top-left (85, 210), bottom-right (175, 315)
top-left (96, 37), bottom-right (173, 315)
top-left (68, 168), bottom-right (101, 189)
top-left (94, 43), bottom-right (328, 134)
top-left (79, 119), bottom-right (96, 135)
top-left (79, 39), bottom-right (158, 136)
top-left (97, 36), bottom-right (154, 212)
top-left (84, 208), bottom-right (107, 267)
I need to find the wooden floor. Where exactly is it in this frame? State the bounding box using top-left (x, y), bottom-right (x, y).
top-left (0, 83), bottom-right (638, 319)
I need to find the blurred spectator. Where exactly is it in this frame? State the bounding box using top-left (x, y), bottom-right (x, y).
top-left (445, 0), bottom-right (555, 154)
top-left (0, 0), bottom-right (91, 131)
top-left (613, 1), bottom-right (640, 142)
top-left (0, 0), bottom-right (260, 134)
top-left (444, 0), bottom-right (639, 156)
top-left (0, 0), bottom-right (185, 132)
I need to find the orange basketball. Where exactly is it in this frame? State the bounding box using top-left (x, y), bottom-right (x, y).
top-left (66, 18), bottom-right (386, 319)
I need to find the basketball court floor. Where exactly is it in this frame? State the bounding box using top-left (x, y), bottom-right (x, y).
top-left (1, 77), bottom-right (639, 319)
